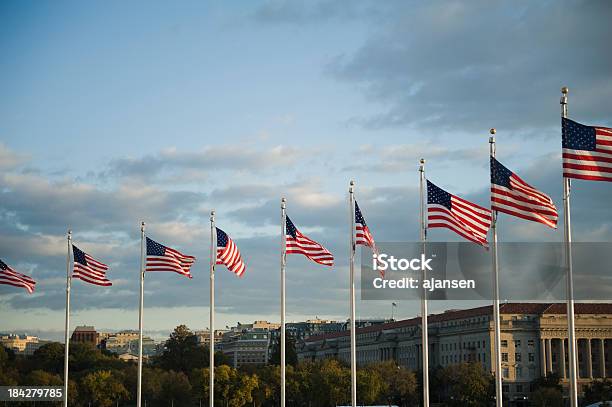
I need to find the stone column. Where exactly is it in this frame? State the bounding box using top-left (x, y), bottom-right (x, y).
top-left (541, 339), bottom-right (547, 377)
top-left (600, 339), bottom-right (606, 378)
top-left (587, 339), bottom-right (593, 379)
top-left (560, 338), bottom-right (567, 379)
top-left (546, 338), bottom-right (553, 374)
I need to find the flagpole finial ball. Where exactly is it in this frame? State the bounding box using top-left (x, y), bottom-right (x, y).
top-left (490, 128), bottom-right (496, 135)
top-left (281, 197), bottom-right (286, 203)
top-left (350, 180), bottom-right (355, 186)
top-left (420, 158), bottom-right (425, 164)
top-left (561, 86), bottom-right (569, 94)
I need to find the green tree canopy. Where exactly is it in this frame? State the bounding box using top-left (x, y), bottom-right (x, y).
top-left (80, 370), bottom-right (129, 407)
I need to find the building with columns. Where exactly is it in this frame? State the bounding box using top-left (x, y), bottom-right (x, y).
top-left (296, 303), bottom-right (612, 406)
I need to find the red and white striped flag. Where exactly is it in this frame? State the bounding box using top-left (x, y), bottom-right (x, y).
top-left (355, 201), bottom-right (377, 249)
top-left (72, 245), bottom-right (112, 287)
top-left (0, 259), bottom-right (36, 294)
top-left (562, 117), bottom-right (612, 182)
top-left (354, 200), bottom-right (384, 276)
top-left (491, 157), bottom-right (558, 229)
top-left (285, 215), bottom-right (334, 266)
top-left (216, 227), bottom-right (246, 277)
top-left (146, 237), bottom-right (196, 278)
top-left (427, 180), bottom-right (492, 247)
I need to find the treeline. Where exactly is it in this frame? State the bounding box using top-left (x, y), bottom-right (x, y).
top-left (1, 325), bottom-right (611, 406)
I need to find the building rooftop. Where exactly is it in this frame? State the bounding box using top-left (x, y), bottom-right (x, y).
top-left (304, 303), bottom-right (612, 343)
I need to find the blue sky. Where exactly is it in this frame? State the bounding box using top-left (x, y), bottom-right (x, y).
top-left (1, 0), bottom-right (611, 341)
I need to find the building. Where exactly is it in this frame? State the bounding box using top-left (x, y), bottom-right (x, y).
top-left (0, 334), bottom-right (41, 354)
top-left (24, 340), bottom-right (52, 356)
top-left (194, 329), bottom-right (227, 351)
top-left (297, 303), bottom-right (612, 406)
top-left (71, 326), bottom-right (99, 345)
top-left (99, 330), bottom-right (157, 357)
top-left (222, 329), bottom-right (271, 368)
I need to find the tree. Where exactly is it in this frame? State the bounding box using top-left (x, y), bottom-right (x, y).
top-left (31, 342), bottom-right (64, 373)
top-left (532, 387), bottom-right (563, 407)
top-left (357, 367), bottom-right (383, 405)
top-left (24, 370), bottom-right (62, 386)
top-left (80, 370), bottom-right (129, 407)
top-left (438, 363), bottom-right (493, 407)
top-left (370, 361), bottom-right (417, 407)
top-left (583, 379), bottom-right (612, 406)
top-left (157, 325), bottom-right (207, 373)
top-left (269, 334), bottom-right (298, 367)
top-left (159, 370), bottom-right (193, 406)
top-left (309, 359), bottom-right (350, 406)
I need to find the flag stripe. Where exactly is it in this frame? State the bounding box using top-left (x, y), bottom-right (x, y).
top-left (145, 237), bottom-right (195, 278)
top-left (562, 118), bottom-right (612, 182)
top-left (285, 216), bottom-right (334, 267)
top-left (0, 260), bottom-right (36, 294)
top-left (216, 228), bottom-right (246, 277)
top-left (427, 180), bottom-right (491, 248)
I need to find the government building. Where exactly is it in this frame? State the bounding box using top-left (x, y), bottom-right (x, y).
top-left (296, 303), bottom-right (612, 406)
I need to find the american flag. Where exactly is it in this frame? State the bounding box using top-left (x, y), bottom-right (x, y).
top-left (355, 200), bottom-right (376, 249)
top-left (285, 215), bottom-right (334, 266)
top-left (216, 227), bottom-right (246, 277)
top-left (490, 157), bottom-right (558, 229)
top-left (0, 259), bottom-right (36, 294)
top-left (72, 245), bottom-right (112, 287)
top-left (146, 237), bottom-right (196, 278)
top-left (427, 180), bottom-right (492, 247)
top-left (354, 200), bottom-right (383, 277)
top-left (562, 117), bottom-right (612, 182)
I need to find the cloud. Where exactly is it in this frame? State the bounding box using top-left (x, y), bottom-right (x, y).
top-left (104, 145), bottom-right (309, 182)
top-left (326, 1), bottom-right (612, 133)
top-left (252, 0), bottom-right (386, 25)
top-left (343, 143), bottom-right (493, 173)
top-left (0, 143), bottom-right (29, 169)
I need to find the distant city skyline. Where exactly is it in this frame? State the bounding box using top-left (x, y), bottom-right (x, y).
top-left (1, 1), bottom-right (611, 336)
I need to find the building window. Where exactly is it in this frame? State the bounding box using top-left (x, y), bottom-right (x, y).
top-left (528, 339), bottom-right (535, 347)
top-left (503, 368), bottom-right (510, 378)
top-left (528, 353), bottom-right (535, 362)
top-left (516, 384), bottom-right (523, 393)
top-left (515, 352), bottom-right (522, 362)
top-left (502, 353), bottom-right (508, 362)
top-left (516, 367), bottom-right (523, 378)
top-left (501, 340), bottom-right (508, 347)
top-left (514, 339), bottom-right (521, 348)
top-left (502, 384), bottom-right (510, 393)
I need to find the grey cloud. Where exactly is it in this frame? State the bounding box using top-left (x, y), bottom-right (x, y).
top-left (327, 1), bottom-right (612, 133)
top-left (343, 144), bottom-right (492, 173)
top-left (0, 143), bottom-right (29, 169)
top-left (252, 0), bottom-right (387, 25)
top-left (105, 145), bottom-right (308, 181)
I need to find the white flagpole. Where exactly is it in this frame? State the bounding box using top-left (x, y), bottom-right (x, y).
top-left (489, 130), bottom-right (503, 407)
top-left (209, 211), bottom-right (216, 407)
top-left (63, 229), bottom-right (72, 407)
top-left (561, 86), bottom-right (579, 407)
top-left (418, 159), bottom-right (429, 407)
top-left (280, 198), bottom-right (287, 407)
top-left (348, 180), bottom-right (357, 407)
top-left (137, 222), bottom-right (146, 407)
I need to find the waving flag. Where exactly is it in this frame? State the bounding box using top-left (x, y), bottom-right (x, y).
top-left (491, 157), bottom-right (558, 229)
top-left (427, 180), bottom-right (491, 247)
top-left (285, 216), bottom-right (334, 266)
top-left (72, 245), bottom-right (112, 286)
top-left (355, 201), bottom-right (377, 249)
top-left (216, 228), bottom-right (246, 277)
top-left (562, 117), bottom-right (612, 182)
top-left (146, 237), bottom-right (196, 278)
top-left (0, 259), bottom-right (36, 293)
top-left (354, 200), bottom-right (384, 276)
